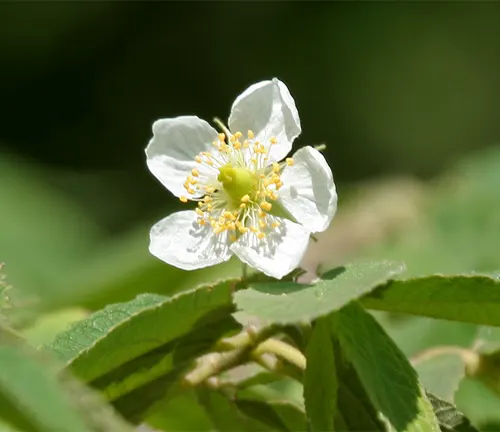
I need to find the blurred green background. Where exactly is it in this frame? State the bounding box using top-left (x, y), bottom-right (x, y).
top-left (2, 2), bottom-right (500, 428)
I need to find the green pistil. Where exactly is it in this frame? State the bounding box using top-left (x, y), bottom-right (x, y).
top-left (218, 163), bottom-right (257, 203)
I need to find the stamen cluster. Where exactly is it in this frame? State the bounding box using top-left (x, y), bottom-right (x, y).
top-left (179, 130), bottom-right (294, 242)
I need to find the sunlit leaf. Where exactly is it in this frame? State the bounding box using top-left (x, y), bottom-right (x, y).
top-left (361, 274), bottom-right (500, 326)
top-left (334, 303), bottom-right (440, 432)
top-left (234, 261), bottom-right (404, 324)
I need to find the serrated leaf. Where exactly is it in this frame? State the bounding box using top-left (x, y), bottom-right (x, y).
top-left (361, 274), bottom-right (500, 326)
top-left (414, 355), bottom-right (466, 403)
top-left (426, 392), bottom-right (479, 432)
top-left (304, 317), bottom-right (337, 431)
top-left (334, 303), bottom-right (440, 432)
top-left (46, 281), bottom-right (238, 423)
top-left (234, 261), bottom-right (404, 324)
top-left (48, 280), bottom-right (235, 382)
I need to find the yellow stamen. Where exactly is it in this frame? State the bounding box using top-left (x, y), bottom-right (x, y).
top-left (270, 137), bottom-right (277, 145)
top-left (191, 168), bottom-right (200, 177)
top-left (180, 196), bottom-right (188, 203)
top-left (286, 158), bottom-right (294, 166)
top-left (260, 201), bottom-right (272, 212)
top-left (247, 130), bottom-right (254, 139)
top-left (257, 232), bottom-right (266, 239)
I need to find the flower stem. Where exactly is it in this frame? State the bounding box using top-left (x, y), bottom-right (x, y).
top-left (253, 338), bottom-right (306, 370)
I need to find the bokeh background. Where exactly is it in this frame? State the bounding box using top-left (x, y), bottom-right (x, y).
top-left (2, 2), bottom-right (500, 429)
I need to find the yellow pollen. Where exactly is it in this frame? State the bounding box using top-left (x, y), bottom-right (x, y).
top-left (234, 131), bottom-right (243, 139)
top-left (250, 226), bottom-right (259, 233)
top-left (270, 137), bottom-right (277, 144)
top-left (234, 141), bottom-right (241, 150)
top-left (218, 133), bottom-right (225, 141)
top-left (198, 218), bottom-right (206, 225)
top-left (241, 194), bottom-right (250, 203)
top-left (239, 226), bottom-right (249, 234)
top-left (259, 220), bottom-right (267, 229)
top-left (223, 211), bottom-right (235, 220)
top-left (179, 196), bottom-right (188, 203)
top-left (260, 201), bottom-right (272, 212)
top-left (247, 130), bottom-right (254, 139)
top-left (187, 176), bottom-right (196, 185)
top-left (271, 221), bottom-right (280, 228)
top-left (186, 187), bottom-right (195, 194)
top-left (206, 186), bottom-right (215, 194)
top-left (195, 156), bottom-right (202, 163)
top-left (230, 234), bottom-right (237, 242)
top-left (272, 162), bottom-right (280, 173)
top-left (229, 135), bottom-right (236, 143)
top-left (257, 232), bottom-right (266, 239)
top-left (258, 209), bottom-right (266, 218)
top-left (243, 140), bottom-right (250, 148)
top-left (191, 168), bottom-right (200, 177)
top-left (196, 208), bottom-right (204, 216)
top-left (269, 191), bottom-right (278, 200)
top-left (239, 203), bottom-right (246, 209)
top-left (286, 158), bottom-right (294, 166)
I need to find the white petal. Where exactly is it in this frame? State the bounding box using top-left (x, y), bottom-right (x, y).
top-left (230, 218), bottom-right (310, 279)
top-left (279, 146), bottom-right (337, 233)
top-left (146, 116), bottom-right (218, 198)
top-left (228, 78), bottom-right (301, 163)
top-left (149, 210), bottom-right (232, 270)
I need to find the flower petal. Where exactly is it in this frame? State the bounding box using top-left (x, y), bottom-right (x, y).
top-left (146, 116), bottom-right (218, 198)
top-left (279, 146), bottom-right (337, 233)
top-left (149, 210), bottom-right (232, 270)
top-left (228, 78), bottom-right (301, 163)
top-left (230, 218), bottom-right (310, 279)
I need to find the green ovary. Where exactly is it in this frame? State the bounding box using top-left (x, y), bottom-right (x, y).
top-left (218, 163), bottom-right (257, 203)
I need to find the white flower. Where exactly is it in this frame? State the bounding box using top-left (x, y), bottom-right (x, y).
top-left (145, 78), bottom-right (337, 279)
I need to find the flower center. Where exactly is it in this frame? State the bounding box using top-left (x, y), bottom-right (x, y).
top-left (217, 164), bottom-right (257, 204)
top-left (179, 129), bottom-right (295, 242)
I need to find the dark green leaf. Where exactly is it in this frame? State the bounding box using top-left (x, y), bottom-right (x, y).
top-left (197, 388), bottom-right (271, 431)
top-left (48, 281), bottom-right (235, 383)
top-left (361, 274), bottom-right (500, 326)
top-left (234, 261), bottom-right (404, 324)
top-left (304, 317), bottom-right (337, 431)
top-left (334, 303), bottom-right (440, 432)
top-left (426, 392), bottom-right (479, 432)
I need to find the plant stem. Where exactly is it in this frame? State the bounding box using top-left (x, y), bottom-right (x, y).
top-left (253, 338), bottom-right (306, 370)
top-left (213, 117), bottom-right (232, 138)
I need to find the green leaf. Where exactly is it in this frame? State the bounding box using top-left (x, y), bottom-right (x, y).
top-left (197, 388), bottom-right (271, 431)
top-left (234, 261), bottom-right (404, 324)
top-left (426, 392), bottom-right (479, 432)
top-left (414, 354), bottom-right (466, 403)
top-left (46, 281), bottom-right (238, 423)
top-left (334, 303), bottom-right (440, 432)
top-left (0, 343), bottom-right (133, 432)
top-left (48, 280), bottom-right (235, 382)
top-left (361, 274), bottom-right (500, 326)
top-left (335, 353), bottom-right (386, 432)
top-left (304, 317), bottom-right (337, 431)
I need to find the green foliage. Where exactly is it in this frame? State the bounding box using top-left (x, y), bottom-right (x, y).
top-left (361, 274), bottom-right (500, 325)
top-left (234, 261), bottom-right (405, 324)
top-left (4, 148), bottom-right (500, 430)
top-left (303, 317), bottom-right (337, 431)
top-left (334, 303), bottom-right (440, 431)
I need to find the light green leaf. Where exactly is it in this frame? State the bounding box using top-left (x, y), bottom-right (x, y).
top-left (304, 317), bottom-right (337, 431)
top-left (334, 303), bottom-right (440, 432)
top-left (414, 354), bottom-right (466, 403)
top-left (234, 261), bottom-right (404, 324)
top-left (0, 344), bottom-right (133, 432)
top-left (361, 274), bottom-right (500, 326)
